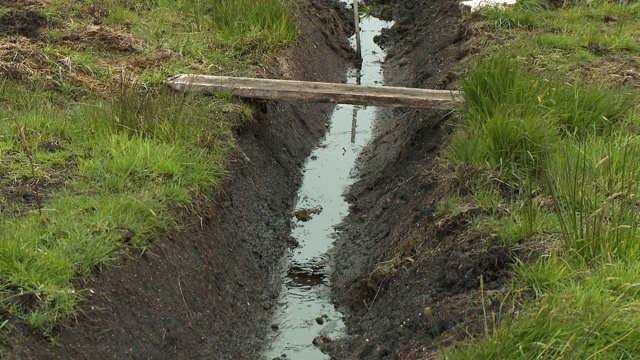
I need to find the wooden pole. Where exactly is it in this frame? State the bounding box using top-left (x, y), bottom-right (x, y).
top-left (167, 74), bottom-right (462, 110)
top-left (353, 0), bottom-right (362, 66)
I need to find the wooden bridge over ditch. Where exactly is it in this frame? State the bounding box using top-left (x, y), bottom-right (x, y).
top-left (166, 74), bottom-right (462, 110)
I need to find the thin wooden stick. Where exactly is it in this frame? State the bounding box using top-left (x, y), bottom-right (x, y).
top-left (9, 107), bottom-right (42, 216)
top-left (353, 0), bottom-right (362, 66)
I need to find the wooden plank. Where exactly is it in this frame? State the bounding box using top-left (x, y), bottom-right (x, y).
top-left (166, 74), bottom-right (462, 110)
top-left (353, 0), bottom-right (361, 63)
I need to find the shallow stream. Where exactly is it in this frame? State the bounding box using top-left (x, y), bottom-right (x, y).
top-left (264, 7), bottom-right (391, 360)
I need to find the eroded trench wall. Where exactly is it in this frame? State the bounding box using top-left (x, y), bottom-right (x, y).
top-left (329, 0), bottom-right (501, 358)
top-left (7, 1), bottom-right (354, 359)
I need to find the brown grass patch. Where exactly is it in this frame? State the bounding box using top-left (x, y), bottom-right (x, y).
top-left (61, 25), bottom-right (147, 53)
top-left (0, 36), bottom-right (49, 80)
top-left (129, 45), bottom-right (173, 69)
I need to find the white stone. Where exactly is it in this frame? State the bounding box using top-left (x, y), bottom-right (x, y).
top-left (460, 0), bottom-right (517, 14)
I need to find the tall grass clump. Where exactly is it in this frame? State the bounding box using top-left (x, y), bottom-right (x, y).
top-left (447, 57), bottom-right (556, 177)
top-left (546, 83), bottom-right (636, 136)
top-left (448, 56), bottom-right (636, 177)
top-left (479, 0), bottom-right (544, 30)
top-left (110, 78), bottom-right (249, 149)
top-left (457, 57), bottom-right (541, 120)
top-left (546, 133), bottom-right (640, 261)
top-left (153, 0), bottom-right (299, 47)
top-left (212, 0), bottom-right (298, 50)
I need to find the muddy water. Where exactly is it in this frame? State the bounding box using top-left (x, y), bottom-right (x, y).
top-left (264, 10), bottom-right (391, 360)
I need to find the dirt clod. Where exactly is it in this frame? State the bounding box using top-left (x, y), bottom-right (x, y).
top-left (0, 10), bottom-right (47, 38)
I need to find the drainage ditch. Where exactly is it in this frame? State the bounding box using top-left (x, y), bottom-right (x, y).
top-left (264, 7), bottom-right (392, 360)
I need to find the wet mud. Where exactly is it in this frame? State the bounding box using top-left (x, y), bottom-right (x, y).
top-left (329, 0), bottom-right (514, 358)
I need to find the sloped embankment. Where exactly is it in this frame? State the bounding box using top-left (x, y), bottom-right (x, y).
top-left (330, 0), bottom-right (514, 358)
top-left (5, 1), bottom-right (353, 359)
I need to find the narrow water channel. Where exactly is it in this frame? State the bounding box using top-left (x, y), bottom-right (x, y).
top-left (264, 7), bottom-right (392, 360)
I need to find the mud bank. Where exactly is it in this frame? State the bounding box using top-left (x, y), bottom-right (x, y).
top-left (4, 1), bottom-right (353, 359)
top-left (330, 0), bottom-right (514, 358)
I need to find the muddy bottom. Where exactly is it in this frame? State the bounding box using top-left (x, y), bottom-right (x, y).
top-left (264, 11), bottom-right (392, 360)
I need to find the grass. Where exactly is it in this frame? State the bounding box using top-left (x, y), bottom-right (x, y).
top-left (438, 0), bottom-right (640, 357)
top-left (545, 133), bottom-right (640, 261)
top-left (448, 259), bottom-right (640, 359)
top-left (472, 0), bottom-right (640, 85)
top-left (0, 0), bottom-right (296, 341)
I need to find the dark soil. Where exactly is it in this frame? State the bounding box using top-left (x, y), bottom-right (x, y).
top-left (2, 1), bottom-right (354, 359)
top-left (0, 9), bottom-right (47, 39)
top-left (329, 0), bottom-right (514, 359)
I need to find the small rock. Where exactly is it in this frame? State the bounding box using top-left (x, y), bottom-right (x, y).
top-left (313, 336), bottom-right (332, 346)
